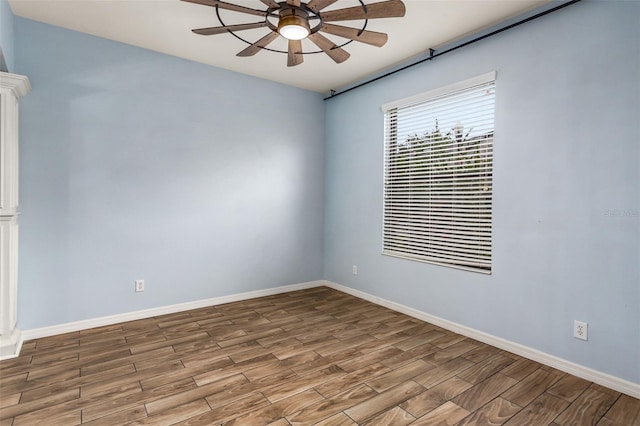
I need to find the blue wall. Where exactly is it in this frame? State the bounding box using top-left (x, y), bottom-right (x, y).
top-left (323, 1), bottom-right (640, 384)
top-left (0, 0), bottom-right (14, 71)
top-left (15, 18), bottom-right (325, 328)
top-left (11, 0), bottom-right (640, 386)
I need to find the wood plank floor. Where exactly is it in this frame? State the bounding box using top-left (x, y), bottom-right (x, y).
top-left (1, 287), bottom-right (639, 425)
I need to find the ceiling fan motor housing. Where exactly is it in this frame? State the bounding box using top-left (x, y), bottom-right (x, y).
top-left (277, 7), bottom-right (311, 40)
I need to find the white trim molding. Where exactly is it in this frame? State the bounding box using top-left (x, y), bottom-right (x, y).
top-left (0, 327), bottom-right (22, 360)
top-left (0, 72), bottom-right (32, 98)
top-left (321, 280), bottom-right (640, 399)
top-left (21, 280), bottom-right (322, 341)
top-left (0, 72), bottom-right (31, 361)
top-left (16, 279), bottom-right (640, 399)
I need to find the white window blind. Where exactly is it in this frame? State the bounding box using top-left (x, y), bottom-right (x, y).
top-left (383, 73), bottom-right (495, 273)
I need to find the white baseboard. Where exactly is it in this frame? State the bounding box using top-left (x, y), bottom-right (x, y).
top-left (17, 279), bottom-right (640, 399)
top-left (21, 280), bottom-right (323, 341)
top-left (321, 280), bottom-right (640, 399)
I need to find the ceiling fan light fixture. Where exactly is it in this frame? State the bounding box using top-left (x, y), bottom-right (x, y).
top-left (183, 0), bottom-right (407, 66)
top-left (278, 15), bottom-right (310, 40)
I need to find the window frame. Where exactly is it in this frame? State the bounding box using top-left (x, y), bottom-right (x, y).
top-left (381, 72), bottom-right (496, 274)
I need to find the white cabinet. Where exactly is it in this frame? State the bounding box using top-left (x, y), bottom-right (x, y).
top-left (0, 72), bottom-right (31, 359)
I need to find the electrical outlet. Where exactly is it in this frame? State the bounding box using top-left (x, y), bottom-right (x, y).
top-left (135, 279), bottom-right (145, 292)
top-left (352, 265), bottom-right (358, 275)
top-left (574, 320), bottom-right (588, 341)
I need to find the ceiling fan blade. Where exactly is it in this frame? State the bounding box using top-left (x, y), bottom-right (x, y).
top-left (181, 0), bottom-right (267, 17)
top-left (192, 22), bottom-right (267, 35)
top-left (306, 0), bottom-right (338, 13)
top-left (320, 23), bottom-right (388, 47)
top-left (320, 0), bottom-right (406, 22)
top-left (307, 32), bottom-right (350, 64)
top-left (259, 0), bottom-right (280, 8)
top-left (287, 39), bottom-right (304, 67)
top-left (237, 31), bottom-right (280, 56)
top-left (286, 0), bottom-right (301, 6)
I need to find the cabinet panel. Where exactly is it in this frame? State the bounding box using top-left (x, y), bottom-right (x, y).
top-left (1, 73), bottom-right (29, 216)
top-left (0, 216), bottom-right (18, 336)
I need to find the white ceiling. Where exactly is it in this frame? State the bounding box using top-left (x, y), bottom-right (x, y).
top-left (9, 0), bottom-right (548, 93)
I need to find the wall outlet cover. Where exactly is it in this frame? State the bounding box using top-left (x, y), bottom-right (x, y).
top-left (574, 320), bottom-right (588, 341)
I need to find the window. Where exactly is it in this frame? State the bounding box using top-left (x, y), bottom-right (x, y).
top-left (382, 72), bottom-right (495, 274)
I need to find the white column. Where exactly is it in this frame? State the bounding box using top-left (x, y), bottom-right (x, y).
top-left (0, 72), bottom-right (31, 359)
top-left (0, 215), bottom-right (20, 357)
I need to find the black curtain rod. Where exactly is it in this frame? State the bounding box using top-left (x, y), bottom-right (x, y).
top-left (323, 0), bottom-right (583, 101)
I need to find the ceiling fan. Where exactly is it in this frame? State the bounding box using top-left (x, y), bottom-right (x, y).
top-left (182, 0), bottom-right (406, 66)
